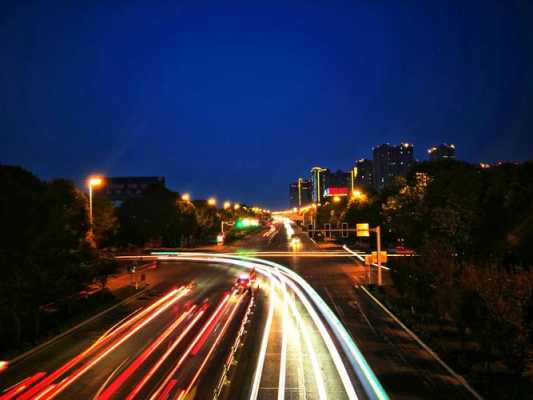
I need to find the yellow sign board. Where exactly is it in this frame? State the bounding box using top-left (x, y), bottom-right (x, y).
top-left (356, 223), bottom-right (370, 237)
top-left (371, 251), bottom-right (388, 264)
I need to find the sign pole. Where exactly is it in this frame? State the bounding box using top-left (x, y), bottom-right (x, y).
top-left (376, 225), bottom-right (382, 286)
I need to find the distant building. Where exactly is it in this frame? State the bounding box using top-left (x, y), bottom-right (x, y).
top-left (428, 143), bottom-right (456, 161)
top-left (324, 169), bottom-right (351, 197)
top-left (96, 176), bottom-right (166, 204)
top-left (353, 159), bottom-right (373, 188)
top-left (310, 167), bottom-right (328, 205)
top-left (289, 178), bottom-right (312, 208)
top-left (373, 143), bottom-right (415, 189)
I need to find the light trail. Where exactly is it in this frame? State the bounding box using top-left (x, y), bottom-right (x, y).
top-left (248, 287), bottom-right (275, 400)
top-left (178, 294), bottom-right (245, 399)
top-left (148, 294), bottom-right (231, 400)
top-left (273, 272), bottom-right (328, 400)
top-left (275, 269), bottom-right (353, 400)
top-left (0, 372), bottom-right (46, 400)
top-left (33, 384), bottom-right (55, 400)
top-left (152, 253), bottom-right (389, 400)
top-left (36, 289), bottom-right (188, 400)
top-left (125, 308), bottom-right (206, 400)
top-left (15, 288), bottom-right (185, 400)
top-left (277, 280), bottom-right (289, 400)
top-left (97, 306), bottom-right (196, 400)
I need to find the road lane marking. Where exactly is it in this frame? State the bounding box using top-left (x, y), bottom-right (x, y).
top-left (155, 253), bottom-right (387, 400)
top-left (249, 287), bottom-right (275, 400)
top-left (92, 356), bottom-right (131, 400)
top-left (8, 287), bottom-right (150, 366)
top-left (278, 281), bottom-right (289, 400)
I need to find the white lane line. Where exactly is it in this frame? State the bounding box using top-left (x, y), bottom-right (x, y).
top-left (249, 287), bottom-right (275, 400)
top-left (92, 356), bottom-right (131, 400)
top-left (278, 282), bottom-right (289, 400)
top-left (343, 245), bottom-right (390, 270)
top-left (292, 300), bottom-right (307, 400)
top-left (359, 286), bottom-right (482, 400)
top-left (324, 287), bottom-right (345, 318)
top-left (280, 276), bottom-right (328, 400)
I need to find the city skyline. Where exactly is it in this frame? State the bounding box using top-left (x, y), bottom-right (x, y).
top-left (1, 1), bottom-right (533, 209)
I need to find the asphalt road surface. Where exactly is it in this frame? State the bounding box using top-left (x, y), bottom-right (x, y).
top-left (229, 220), bottom-right (479, 400)
top-left (0, 220), bottom-right (479, 400)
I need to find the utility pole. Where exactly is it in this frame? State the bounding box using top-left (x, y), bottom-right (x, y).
top-left (297, 178), bottom-right (302, 208)
top-left (375, 225), bottom-right (382, 286)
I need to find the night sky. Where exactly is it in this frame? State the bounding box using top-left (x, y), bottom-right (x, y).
top-left (1, 1), bottom-right (532, 209)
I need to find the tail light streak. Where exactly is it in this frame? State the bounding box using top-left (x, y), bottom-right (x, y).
top-left (178, 294), bottom-right (244, 399)
top-left (97, 306), bottom-right (197, 400)
top-left (153, 253), bottom-right (388, 400)
top-left (148, 294), bottom-right (231, 400)
top-left (24, 289), bottom-right (188, 400)
top-left (125, 308), bottom-right (206, 400)
top-left (0, 372), bottom-right (46, 400)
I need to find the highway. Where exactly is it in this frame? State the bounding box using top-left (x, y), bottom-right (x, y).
top-left (0, 219), bottom-right (479, 399)
top-left (220, 219), bottom-right (480, 400)
top-left (0, 263), bottom-right (251, 400)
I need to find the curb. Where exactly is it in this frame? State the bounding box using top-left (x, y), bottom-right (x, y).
top-left (8, 286), bottom-right (149, 366)
top-left (359, 285), bottom-right (483, 400)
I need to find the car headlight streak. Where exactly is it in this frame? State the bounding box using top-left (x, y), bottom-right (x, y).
top-left (155, 252), bottom-right (389, 400)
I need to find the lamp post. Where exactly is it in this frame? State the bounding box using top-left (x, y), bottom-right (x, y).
top-left (207, 197), bottom-right (217, 207)
top-left (87, 176), bottom-right (103, 235)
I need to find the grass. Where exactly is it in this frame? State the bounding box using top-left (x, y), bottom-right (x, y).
top-left (368, 284), bottom-right (532, 399)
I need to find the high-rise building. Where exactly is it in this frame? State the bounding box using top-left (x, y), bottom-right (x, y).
top-left (353, 159), bottom-right (373, 188)
top-left (289, 178), bottom-right (312, 208)
top-left (310, 167), bottom-right (328, 205)
top-left (323, 169), bottom-right (350, 197)
top-left (427, 143), bottom-right (456, 161)
top-left (372, 143), bottom-right (415, 189)
top-left (95, 176), bottom-right (166, 204)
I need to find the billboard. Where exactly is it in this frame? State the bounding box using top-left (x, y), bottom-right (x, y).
top-left (324, 187), bottom-right (349, 197)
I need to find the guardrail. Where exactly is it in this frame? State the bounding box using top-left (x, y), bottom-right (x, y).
top-left (212, 291), bottom-right (256, 400)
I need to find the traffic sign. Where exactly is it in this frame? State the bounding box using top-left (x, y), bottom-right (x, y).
top-left (370, 251), bottom-right (388, 264)
top-left (356, 223), bottom-right (370, 237)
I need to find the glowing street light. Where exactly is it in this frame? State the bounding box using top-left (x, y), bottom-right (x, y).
top-left (87, 175), bottom-right (104, 234)
top-left (234, 203), bottom-right (241, 210)
top-left (223, 201), bottom-right (231, 210)
top-left (351, 189), bottom-right (367, 202)
top-left (181, 193), bottom-right (191, 202)
top-left (207, 197), bottom-right (217, 207)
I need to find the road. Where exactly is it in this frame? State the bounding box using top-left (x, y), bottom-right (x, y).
top-left (0, 219), bottom-right (479, 400)
top-left (223, 219), bottom-right (479, 400)
top-left (0, 262), bottom-right (251, 400)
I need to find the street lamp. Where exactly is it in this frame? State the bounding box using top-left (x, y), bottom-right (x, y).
top-left (87, 176), bottom-right (103, 233)
top-left (234, 203), bottom-right (240, 210)
top-left (207, 197), bottom-right (217, 207)
top-left (223, 201), bottom-right (231, 210)
top-left (181, 193), bottom-right (191, 202)
top-left (351, 189), bottom-right (367, 202)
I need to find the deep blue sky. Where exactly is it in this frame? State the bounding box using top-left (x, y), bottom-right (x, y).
top-left (1, 1), bottom-right (532, 209)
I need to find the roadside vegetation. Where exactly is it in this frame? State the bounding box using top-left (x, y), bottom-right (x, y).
top-left (340, 160), bottom-right (533, 399)
top-left (0, 164), bottom-right (258, 357)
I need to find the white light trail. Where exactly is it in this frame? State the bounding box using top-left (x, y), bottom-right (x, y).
top-left (249, 287), bottom-right (275, 400)
top-left (150, 252), bottom-right (389, 400)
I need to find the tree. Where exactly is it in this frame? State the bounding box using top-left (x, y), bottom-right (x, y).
top-left (92, 196), bottom-right (119, 247)
top-left (117, 182), bottom-right (179, 247)
top-left (0, 167), bottom-right (95, 348)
